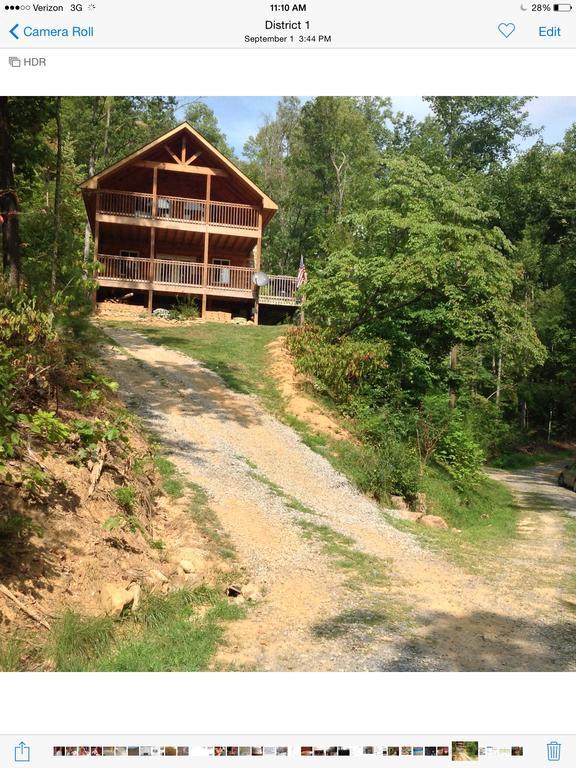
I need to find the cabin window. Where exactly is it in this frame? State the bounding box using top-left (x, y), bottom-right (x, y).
top-left (119, 250), bottom-right (140, 280)
top-left (211, 258), bottom-right (230, 285)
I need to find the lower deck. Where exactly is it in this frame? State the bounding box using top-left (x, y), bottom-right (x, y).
top-left (97, 253), bottom-right (299, 307)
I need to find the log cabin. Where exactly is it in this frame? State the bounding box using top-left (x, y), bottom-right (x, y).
top-left (81, 122), bottom-right (298, 323)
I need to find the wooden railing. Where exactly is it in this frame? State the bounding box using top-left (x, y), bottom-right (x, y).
top-left (98, 253), bottom-right (151, 282)
top-left (97, 254), bottom-right (299, 304)
top-left (259, 275), bottom-right (299, 305)
top-left (98, 190), bottom-right (260, 230)
top-left (154, 259), bottom-right (203, 287)
top-left (206, 264), bottom-right (253, 292)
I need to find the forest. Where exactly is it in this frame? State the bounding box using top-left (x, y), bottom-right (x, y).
top-left (1, 95), bottom-right (575, 505)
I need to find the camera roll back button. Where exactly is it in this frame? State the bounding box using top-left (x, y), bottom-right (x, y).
top-left (539, 25), bottom-right (562, 35)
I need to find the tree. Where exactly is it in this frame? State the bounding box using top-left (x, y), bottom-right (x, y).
top-left (184, 100), bottom-right (235, 158)
top-left (304, 155), bottom-right (545, 400)
top-left (423, 96), bottom-right (539, 172)
top-left (0, 97), bottom-right (21, 287)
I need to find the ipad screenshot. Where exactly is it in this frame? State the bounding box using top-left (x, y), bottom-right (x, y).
top-left (1, 0), bottom-right (575, 758)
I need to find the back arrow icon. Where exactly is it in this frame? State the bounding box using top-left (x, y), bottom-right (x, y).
top-left (9, 23), bottom-right (19, 39)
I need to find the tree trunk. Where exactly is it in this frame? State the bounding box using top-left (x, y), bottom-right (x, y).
top-left (0, 97), bottom-right (21, 289)
top-left (495, 346), bottom-right (503, 406)
top-left (82, 155), bottom-right (96, 272)
top-left (51, 96), bottom-right (63, 296)
top-left (448, 344), bottom-right (458, 409)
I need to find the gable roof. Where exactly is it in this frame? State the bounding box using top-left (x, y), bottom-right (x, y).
top-left (80, 121), bottom-right (278, 216)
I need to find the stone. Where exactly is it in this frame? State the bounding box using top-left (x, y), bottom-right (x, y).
top-left (242, 582), bottom-right (261, 601)
top-left (418, 514), bottom-right (449, 530)
top-left (170, 547), bottom-right (207, 574)
top-left (127, 582), bottom-right (141, 612)
top-left (100, 583), bottom-right (136, 616)
top-left (150, 569), bottom-right (169, 584)
top-left (390, 495), bottom-right (410, 512)
top-left (414, 492), bottom-right (428, 516)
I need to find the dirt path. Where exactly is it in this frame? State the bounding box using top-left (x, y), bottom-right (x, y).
top-left (101, 327), bottom-right (576, 671)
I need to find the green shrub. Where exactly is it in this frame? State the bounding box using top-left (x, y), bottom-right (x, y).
top-left (286, 325), bottom-right (391, 406)
top-left (21, 410), bottom-right (71, 443)
top-left (436, 421), bottom-right (485, 490)
top-left (114, 486), bottom-right (137, 512)
top-left (354, 440), bottom-right (420, 500)
top-left (171, 297), bottom-right (199, 321)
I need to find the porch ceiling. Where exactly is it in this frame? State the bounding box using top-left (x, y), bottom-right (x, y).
top-left (98, 221), bottom-right (257, 255)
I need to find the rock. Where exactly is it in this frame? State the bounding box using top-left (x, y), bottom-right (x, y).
top-left (170, 547), bottom-right (207, 574)
top-left (390, 495), bottom-right (410, 512)
top-left (242, 582), bottom-right (261, 601)
top-left (127, 582), bottom-right (141, 612)
top-left (418, 514), bottom-right (449, 530)
top-left (100, 583), bottom-right (136, 616)
top-left (150, 569), bottom-right (169, 584)
top-left (414, 492), bottom-right (428, 516)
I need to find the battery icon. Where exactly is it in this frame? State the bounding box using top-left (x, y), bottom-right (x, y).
top-left (553, 3), bottom-right (572, 9)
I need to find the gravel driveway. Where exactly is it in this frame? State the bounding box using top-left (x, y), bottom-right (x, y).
top-left (101, 327), bottom-right (576, 671)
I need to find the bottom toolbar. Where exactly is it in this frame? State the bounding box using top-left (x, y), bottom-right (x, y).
top-left (1, 735), bottom-right (570, 768)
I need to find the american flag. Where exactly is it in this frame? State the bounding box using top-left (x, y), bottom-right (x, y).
top-left (296, 255), bottom-right (308, 289)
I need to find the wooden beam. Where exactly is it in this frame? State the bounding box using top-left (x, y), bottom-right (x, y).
top-left (185, 151), bottom-right (202, 166)
top-left (253, 210), bottom-right (263, 326)
top-left (181, 135), bottom-right (186, 164)
top-left (148, 226), bottom-right (156, 315)
top-left (96, 212), bottom-right (258, 239)
top-left (164, 144), bottom-right (183, 165)
top-left (152, 167), bottom-right (158, 217)
top-left (201, 175), bottom-right (212, 320)
top-left (135, 160), bottom-right (227, 177)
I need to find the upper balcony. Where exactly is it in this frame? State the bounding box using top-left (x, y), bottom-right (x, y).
top-left (96, 189), bottom-right (261, 237)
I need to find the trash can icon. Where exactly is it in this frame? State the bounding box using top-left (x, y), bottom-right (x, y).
top-left (547, 742), bottom-right (561, 761)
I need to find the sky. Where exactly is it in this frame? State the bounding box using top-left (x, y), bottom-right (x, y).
top-left (175, 96), bottom-right (576, 159)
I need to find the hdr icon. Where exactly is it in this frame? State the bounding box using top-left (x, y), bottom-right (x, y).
top-left (8, 56), bottom-right (46, 66)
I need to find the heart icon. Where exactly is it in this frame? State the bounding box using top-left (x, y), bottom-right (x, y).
top-left (498, 22), bottom-right (516, 38)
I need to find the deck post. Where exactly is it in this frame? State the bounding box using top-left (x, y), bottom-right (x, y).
top-left (252, 210), bottom-right (263, 326)
top-left (147, 227), bottom-right (156, 315)
top-left (147, 168), bottom-right (158, 315)
top-left (201, 175), bottom-right (212, 320)
top-left (91, 212), bottom-right (100, 312)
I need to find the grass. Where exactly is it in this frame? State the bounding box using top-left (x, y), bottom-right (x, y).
top-left (244, 461), bottom-right (322, 518)
top-left (154, 455), bottom-right (188, 499)
top-left (489, 447), bottom-right (574, 470)
top-left (294, 519), bottom-right (410, 629)
top-left (186, 482), bottom-right (237, 560)
top-left (102, 321), bottom-right (285, 410)
top-left (0, 636), bottom-right (27, 671)
top-left (44, 586), bottom-right (243, 672)
top-left (296, 519), bottom-right (390, 591)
